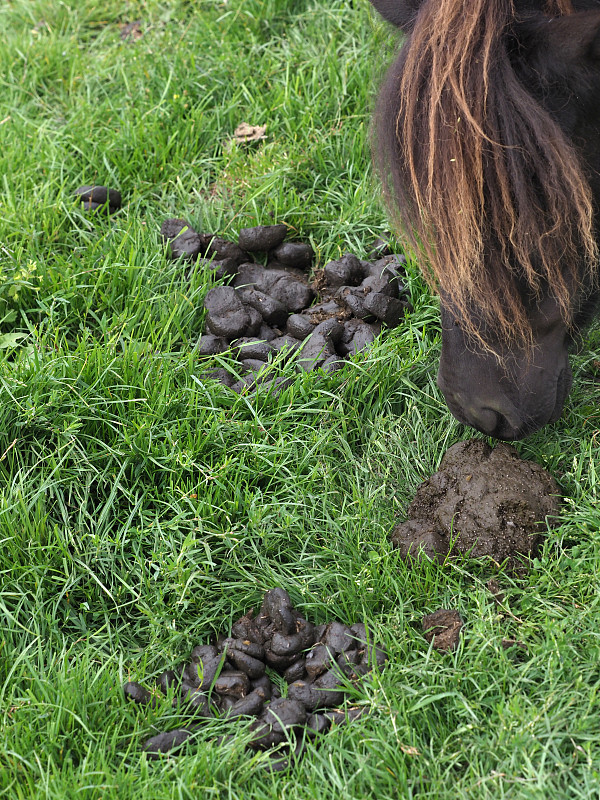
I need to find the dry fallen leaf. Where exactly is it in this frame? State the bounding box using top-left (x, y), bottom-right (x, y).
top-left (120, 20), bottom-right (143, 41)
top-left (400, 744), bottom-right (421, 756)
top-left (233, 122), bottom-right (267, 144)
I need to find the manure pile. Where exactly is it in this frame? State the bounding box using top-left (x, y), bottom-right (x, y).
top-left (125, 588), bottom-right (386, 770)
top-left (160, 219), bottom-right (411, 393)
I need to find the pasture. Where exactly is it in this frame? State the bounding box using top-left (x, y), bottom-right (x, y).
top-left (1, 0), bottom-right (600, 797)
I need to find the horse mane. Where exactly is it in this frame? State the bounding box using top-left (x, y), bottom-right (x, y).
top-left (374, 0), bottom-right (598, 352)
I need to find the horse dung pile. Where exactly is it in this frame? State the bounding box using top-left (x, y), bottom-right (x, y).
top-left (160, 220), bottom-right (411, 393)
top-left (74, 185), bottom-right (122, 214)
top-left (391, 440), bottom-right (560, 568)
top-left (124, 588), bottom-right (387, 769)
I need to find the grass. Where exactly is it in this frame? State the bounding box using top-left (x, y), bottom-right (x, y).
top-left (1, 1), bottom-right (600, 798)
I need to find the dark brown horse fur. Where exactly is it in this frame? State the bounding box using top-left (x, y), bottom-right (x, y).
top-left (370, 0), bottom-right (600, 439)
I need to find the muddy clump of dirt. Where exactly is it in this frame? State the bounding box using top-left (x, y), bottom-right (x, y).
top-left (391, 439), bottom-right (560, 569)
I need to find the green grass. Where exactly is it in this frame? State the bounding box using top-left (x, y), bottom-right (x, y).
top-left (1, 1), bottom-right (600, 798)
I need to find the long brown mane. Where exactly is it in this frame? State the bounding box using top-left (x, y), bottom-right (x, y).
top-left (374, 0), bottom-right (598, 352)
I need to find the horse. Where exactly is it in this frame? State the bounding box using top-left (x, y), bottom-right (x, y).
top-left (370, 0), bottom-right (600, 439)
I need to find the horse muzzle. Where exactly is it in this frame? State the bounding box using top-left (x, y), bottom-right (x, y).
top-left (437, 364), bottom-right (572, 440)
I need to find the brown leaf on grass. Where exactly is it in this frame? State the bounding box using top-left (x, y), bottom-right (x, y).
top-left (233, 122), bottom-right (267, 144)
top-left (120, 20), bottom-right (143, 41)
top-left (400, 744), bottom-right (421, 756)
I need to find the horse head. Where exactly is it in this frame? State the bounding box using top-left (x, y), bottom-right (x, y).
top-left (371, 0), bottom-right (600, 439)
